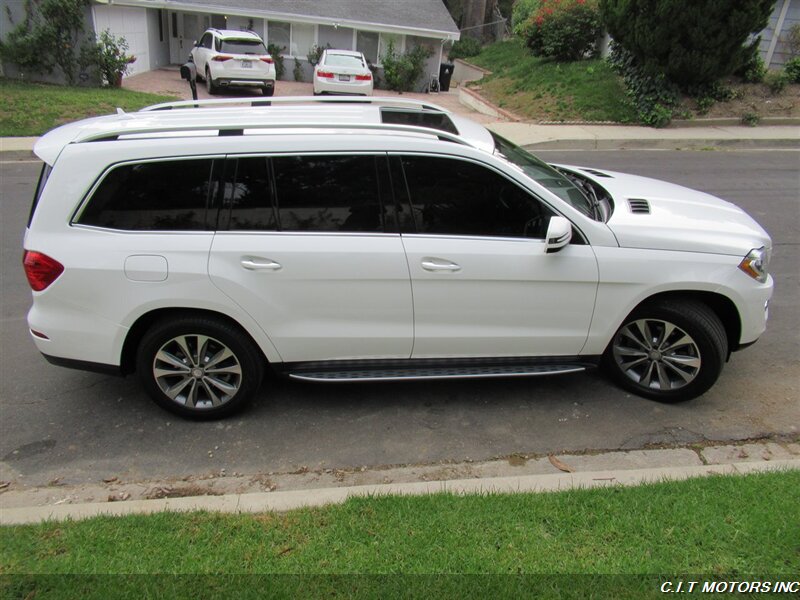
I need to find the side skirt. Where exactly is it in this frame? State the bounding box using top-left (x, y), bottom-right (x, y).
top-left (276, 356), bottom-right (600, 383)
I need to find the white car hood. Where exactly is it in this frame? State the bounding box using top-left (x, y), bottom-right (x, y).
top-left (559, 165), bottom-right (772, 257)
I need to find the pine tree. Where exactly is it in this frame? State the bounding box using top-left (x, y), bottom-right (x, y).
top-left (600, 0), bottom-right (775, 89)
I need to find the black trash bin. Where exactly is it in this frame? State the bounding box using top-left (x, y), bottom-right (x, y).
top-left (439, 62), bottom-right (454, 92)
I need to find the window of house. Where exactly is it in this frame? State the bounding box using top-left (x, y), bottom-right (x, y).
top-left (399, 156), bottom-right (554, 239)
top-left (378, 33), bottom-right (403, 63)
top-left (318, 25), bottom-right (355, 51)
top-left (78, 159), bottom-right (216, 231)
top-left (267, 21), bottom-right (291, 52)
top-left (290, 23), bottom-right (315, 57)
top-left (356, 31), bottom-right (379, 65)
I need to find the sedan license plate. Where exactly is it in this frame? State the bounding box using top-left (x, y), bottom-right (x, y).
top-left (339, 74), bottom-right (350, 82)
top-left (241, 60), bottom-right (252, 68)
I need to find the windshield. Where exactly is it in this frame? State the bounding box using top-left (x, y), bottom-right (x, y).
top-left (220, 39), bottom-right (267, 55)
top-left (491, 132), bottom-right (594, 219)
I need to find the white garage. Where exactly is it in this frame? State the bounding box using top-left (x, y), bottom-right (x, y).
top-left (92, 5), bottom-right (151, 75)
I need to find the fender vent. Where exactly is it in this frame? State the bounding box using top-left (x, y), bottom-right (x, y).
top-left (628, 199), bottom-right (651, 214)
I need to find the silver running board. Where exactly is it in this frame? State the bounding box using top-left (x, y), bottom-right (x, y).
top-left (288, 364), bottom-right (586, 383)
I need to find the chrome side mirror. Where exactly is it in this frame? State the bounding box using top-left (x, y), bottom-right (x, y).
top-left (545, 216), bottom-right (572, 253)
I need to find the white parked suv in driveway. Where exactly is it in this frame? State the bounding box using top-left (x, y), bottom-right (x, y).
top-left (190, 29), bottom-right (276, 96)
top-left (24, 97), bottom-right (773, 419)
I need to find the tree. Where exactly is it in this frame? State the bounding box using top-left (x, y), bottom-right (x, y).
top-left (0, 0), bottom-right (91, 84)
top-left (600, 0), bottom-right (775, 89)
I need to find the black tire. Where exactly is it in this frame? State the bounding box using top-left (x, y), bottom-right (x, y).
top-left (136, 316), bottom-right (264, 420)
top-left (205, 68), bottom-right (218, 95)
top-left (602, 299), bottom-right (727, 403)
top-left (262, 84), bottom-right (275, 97)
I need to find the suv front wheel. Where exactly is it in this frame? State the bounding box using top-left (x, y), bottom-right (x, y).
top-left (603, 299), bottom-right (727, 402)
top-left (136, 316), bottom-right (264, 419)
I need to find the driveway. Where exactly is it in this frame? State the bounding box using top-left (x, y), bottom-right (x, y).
top-left (122, 67), bottom-right (502, 124)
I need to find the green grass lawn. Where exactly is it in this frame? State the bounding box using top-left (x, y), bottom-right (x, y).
top-left (0, 79), bottom-right (177, 136)
top-left (1, 471), bottom-right (798, 598)
top-left (466, 39), bottom-right (637, 123)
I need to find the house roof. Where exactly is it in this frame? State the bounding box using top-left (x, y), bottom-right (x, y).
top-left (101, 0), bottom-right (460, 38)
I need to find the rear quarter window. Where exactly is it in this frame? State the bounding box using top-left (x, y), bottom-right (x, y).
top-left (76, 159), bottom-right (216, 231)
top-left (28, 163), bottom-right (52, 227)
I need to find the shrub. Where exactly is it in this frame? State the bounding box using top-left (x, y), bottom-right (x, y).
top-left (448, 37), bottom-right (482, 61)
top-left (525, 0), bottom-right (601, 62)
top-left (784, 57), bottom-right (800, 84)
top-left (381, 40), bottom-right (431, 92)
top-left (512, 0), bottom-right (542, 36)
top-left (764, 70), bottom-right (789, 94)
top-left (600, 0), bottom-right (775, 90)
top-left (738, 50), bottom-right (767, 83)
top-left (607, 41), bottom-right (679, 127)
top-left (306, 44), bottom-right (331, 67)
top-left (0, 0), bottom-right (91, 85)
top-left (741, 111), bottom-right (760, 126)
top-left (267, 43), bottom-right (285, 79)
top-left (79, 30), bottom-right (135, 86)
top-left (293, 58), bottom-right (303, 82)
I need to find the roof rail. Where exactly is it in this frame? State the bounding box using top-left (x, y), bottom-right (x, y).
top-left (75, 122), bottom-right (477, 149)
top-left (140, 96), bottom-right (450, 114)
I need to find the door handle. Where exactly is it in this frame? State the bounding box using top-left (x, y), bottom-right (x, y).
top-left (421, 259), bottom-right (461, 272)
top-left (241, 258), bottom-right (282, 271)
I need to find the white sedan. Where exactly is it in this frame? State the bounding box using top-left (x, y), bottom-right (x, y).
top-left (313, 49), bottom-right (373, 96)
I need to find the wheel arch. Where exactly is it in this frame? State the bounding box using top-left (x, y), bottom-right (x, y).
top-left (121, 308), bottom-right (270, 375)
top-left (627, 290), bottom-right (742, 355)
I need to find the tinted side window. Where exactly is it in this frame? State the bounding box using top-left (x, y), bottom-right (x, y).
top-left (273, 155), bottom-right (385, 233)
top-left (78, 159), bottom-right (214, 231)
top-left (400, 156), bottom-right (554, 239)
top-left (226, 157), bottom-right (277, 231)
top-left (201, 33), bottom-right (213, 49)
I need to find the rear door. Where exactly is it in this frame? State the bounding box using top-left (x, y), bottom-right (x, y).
top-left (394, 154), bottom-right (599, 358)
top-left (208, 153), bottom-right (413, 363)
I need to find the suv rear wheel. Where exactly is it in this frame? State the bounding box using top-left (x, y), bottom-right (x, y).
top-left (136, 316), bottom-right (264, 419)
top-left (603, 299), bottom-right (727, 402)
top-left (205, 68), bottom-right (218, 94)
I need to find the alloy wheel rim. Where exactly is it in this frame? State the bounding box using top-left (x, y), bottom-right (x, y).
top-left (612, 319), bottom-right (701, 391)
top-left (153, 334), bottom-right (242, 409)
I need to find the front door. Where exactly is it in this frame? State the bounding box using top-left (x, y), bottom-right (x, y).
top-left (169, 12), bottom-right (203, 64)
top-left (395, 154), bottom-right (599, 358)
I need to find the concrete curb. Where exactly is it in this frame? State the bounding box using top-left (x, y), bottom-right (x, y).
top-left (2, 458), bottom-right (797, 525)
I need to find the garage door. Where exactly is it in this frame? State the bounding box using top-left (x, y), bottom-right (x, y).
top-left (93, 5), bottom-right (150, 75)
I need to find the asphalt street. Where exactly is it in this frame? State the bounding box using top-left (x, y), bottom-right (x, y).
top-left (1, 150), bottom-right (798, 487)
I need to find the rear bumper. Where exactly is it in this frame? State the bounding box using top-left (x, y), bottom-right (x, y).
top-left (314, 79), bottom-right (373, 95)
top-left (216, 78), bottom-right (274, 88)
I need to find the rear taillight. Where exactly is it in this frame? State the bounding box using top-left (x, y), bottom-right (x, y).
top-left (212, 55), bottom-right (234, 62)
top-left (317, 71), bottom-right (334, 79)
top-left (260, 56), bottom-right (274, 64)
top-left (23, 250), bottom-right (64, 291)
top-left (355, 74), bottom-right (372, 81)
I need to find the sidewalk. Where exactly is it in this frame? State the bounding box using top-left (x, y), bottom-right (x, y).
top-left (2, 439), bottom-right (798, 524)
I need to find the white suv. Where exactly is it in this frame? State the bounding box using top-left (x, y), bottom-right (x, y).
top-left (190, 29), bottom-right (276, 96)
top-left (24, 97), bottom-right (773, 419)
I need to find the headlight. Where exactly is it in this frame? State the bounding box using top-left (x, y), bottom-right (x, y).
top-left (738, 247), bottom-right (769, 283)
